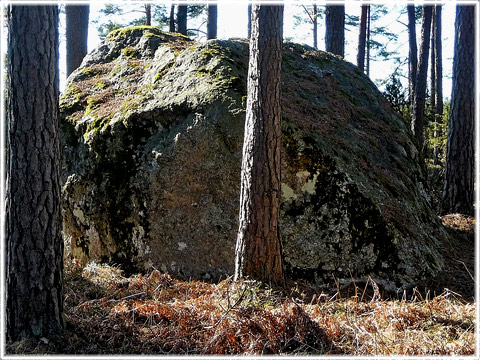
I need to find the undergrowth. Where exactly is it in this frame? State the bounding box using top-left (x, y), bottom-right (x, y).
top-left (7, 256), bottom-right (475, 356)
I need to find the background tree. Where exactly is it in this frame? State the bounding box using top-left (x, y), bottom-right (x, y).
top-left (357, 4), bottom-right (368, 72)
top-left (66, 4), bottom-right (89, 77)
top-left (177, 5), bottom-right (187, 35)
top-left (442, 5), bottom-right (475, 216)
top-left (145, 4), bottom-right (151, 26)
top-left (6, 5), bottom-right (64, 341)
top-left (169, 4), bottom-right (175, 32)
top-left (207, 4), bottom-right (217, 39)
top-left (407, 5), bottom-right (418, 107)
top-left (325, 4), bottom-right (345, 56)
top-left (234, 4), bottom-right (285, 287)
top-left (411, 5), bottom-right (433, 151)
top-left (432, 5), bottom-right (443, 165)
top-left (292, 5), bottom-right (322, 49)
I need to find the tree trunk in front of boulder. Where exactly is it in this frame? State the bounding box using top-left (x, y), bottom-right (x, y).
top-left (442, 5), bottom-right (475, 216)
top-left (6, 5), bottom-right (64, 342)
top-left (433, 5), bottom-right (444, 165)
top-left (234, 4), bottom-right (285, 287)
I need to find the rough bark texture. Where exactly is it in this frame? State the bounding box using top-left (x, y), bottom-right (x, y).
top-left (313, 4), bottom-right (318, 49)
top-left (411, 5), bottom-right (433, 151)
top-left (169, 5), bottom-right (175, 32)
top-left (366, 5), bottom-right (371, 76)
top-left (442, 5), bottom-right (475, 216)
top-left (234, 5), bottom-right (285, 287)
top-left (433, 5), bottom-right (443, 165)
top-left (177, 5), bottom-right (187, 35)
top-left (407, 5), bottom-right (417, 106)
top-left (430, 7), bottom-right (436, 116)
top-left (325, 5), bottom-right (345, 57)
top-left (6, 5), bottom-right (63, 341)
top-left (357, 5), bottom-right (368, 72)
top-left (207, 5), bottom-right (218, 40)
top-left (66, 5), bottom-right (89, 77)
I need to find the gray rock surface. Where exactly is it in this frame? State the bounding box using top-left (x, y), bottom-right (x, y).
top-left (60, 26), bottom-right (447, 292)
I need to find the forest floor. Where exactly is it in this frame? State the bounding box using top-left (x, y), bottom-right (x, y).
top-left (7, 215), bottom-right (476, 356)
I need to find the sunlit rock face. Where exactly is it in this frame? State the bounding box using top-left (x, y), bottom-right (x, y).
top-left (60, 26), bottom-right (447, 292)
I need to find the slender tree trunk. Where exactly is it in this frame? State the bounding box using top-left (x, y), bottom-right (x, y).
top-left (412, 5), bottom-right (433, 151)
top-left (169, 5), bottom-right (175, 32)
top-left (433, 5), bottom-right (443, 165)
top-left (430, 7), bottom-right (436, 116)
top-left (366, 5), bottom-right (371, 76)
top-left (207, 4), bottom-right (218, 39)
top-left (357, 4), bottom-right (368, 72)
top-left (325, 5), bottom-right (345, 57)
top-left (177, 5), bottom-right (187, 35)
top-left (407, 5), bottom-right (418, 106)
top-left (313, 4), bottom-right (318, 49)
top-left (6, 5), bottom-right (63, 341)
top-left (247, 4), bottom-right (252, 39)
top-left (441, 5), bottom-right (475, 216)
top-left (234, 4), bottom-right (285, 287)
top-left (145, 4), bottom-right (151, 26)
top-left (66, 4), bottom-right (89, 77)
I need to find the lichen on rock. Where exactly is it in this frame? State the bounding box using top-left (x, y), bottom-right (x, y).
top-left (60, 26), bottom-right (447, 292)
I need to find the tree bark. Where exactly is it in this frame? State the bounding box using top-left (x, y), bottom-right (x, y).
top-left (6, 5), bottom-right (63, 341)
top-left (357, 4), bottom-right (368, 72)
top-left (247, 4), bottom-right (252, 39)
top-left (430, 7), bottom-right (436, 117)
top-left (66, 4), bottom-right (89, 77)
top-left (407, 5), bottom-right (418, 106)
top-left (169, 5), bottom-right (175, 32)
top-left (234, 4), bottom-right (285, 287)
top-left (433, 5), bottom-right (443, 165)
top-left (145, 4), bottom-right (151, 26)
top-left (313, 4), bottom-right (318, 49)
top-left (177, 5), bottom-right (187, 35)
top-left (411, 5), bottom-right (433, 151)
top-left (207, 4), bottom-right (218, 40)
top-left (366, 5), bottom-right (371, 76)
top-left (441, 5), bottom-right (475, 216)
top-left (325, 5), bottom-right (345, 57)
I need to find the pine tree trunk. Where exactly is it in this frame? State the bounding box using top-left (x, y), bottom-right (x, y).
top-left (6, 5), bottom-right (63, 341)
top-left (357, 4), bottom-right (368, 72)
top-left (441, 5), bottom-right (475, 216)
top-left (313, 4), bottom-right (318, 49)
top-left (433, 5), bottom-right (443, 165)
top-left (366, 5), bottom-right (371, 76)
top-left (145, 4), bottom-right (151, 26)
top-left (430, 7), bottom-right (436, 116)
top-left (325, 5), bottom-right (345, 57)
top-left (407, 5), bottom-right (418, 106)
top-left (177, 5), bottom-right (187, 35)
top-left (412, 5), bottom-right (433, 151)
top-left (169, 5), bottom-right (175, 32)
top-left (66, 5), bottom-right (89, 77)
top-left (234, 4), bottom-right (285, 287)
top-left (207, 5), bottom-right (218, 40)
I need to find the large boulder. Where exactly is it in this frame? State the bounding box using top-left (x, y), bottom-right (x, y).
top-left (60, 26), bottom-right (447, 292)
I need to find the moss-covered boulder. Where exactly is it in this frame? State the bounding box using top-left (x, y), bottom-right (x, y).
top-left (61, 26), bottom-right (447, 292)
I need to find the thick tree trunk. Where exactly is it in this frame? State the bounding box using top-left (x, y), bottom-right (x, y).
top-left (442, 5), bottom-right (475, 216)
top-left (169, 5), bottom-right (175, 32)
top-left (325, 5), bottom-right (345, 57)
top-left (6, 5), bottom-right (63, 341)
top-left (407, 5), bottom-right (417, 106)
top-left (66, 5), bottom-right (89, 77)
top-left (357, 4), bottom-right (368, 72)
top-left (433, 5), bottom-right (443, 165)
top-left (234, 4), bottom-right (285, 287)
top-left (207, 5), bottom-right (218, 40)
top-left (313, 4), bottom-right (318, 49)
top-left (145, 4), bottom-right (151, 26)
top-left (411, 5), bottom-right (433, 151)
top-left (177, 5), bottom-right (187, 35)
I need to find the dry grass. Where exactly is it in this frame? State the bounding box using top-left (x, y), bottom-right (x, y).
top-left (8, 259), bottom-right (475, 355)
